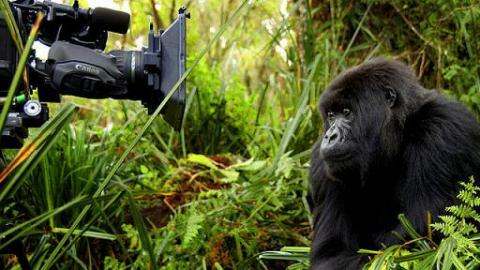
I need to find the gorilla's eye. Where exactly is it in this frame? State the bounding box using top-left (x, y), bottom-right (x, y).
top-left (343, 108), bottom-right (351, 116)
top-left (327, 111), bottom-right (335, 121)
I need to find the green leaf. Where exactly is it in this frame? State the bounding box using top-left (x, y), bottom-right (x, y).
top-left (188, 153), bottom-right (217, 169)
top-left (182, 211), bottom-right (205, 248)
top-left (219, 169), bottom-right (239, 182)
top-left (394, 249), bottom-right (435, 263)
top-left (126, 192), bottom-right (157, 270)
top-left (230, 158), bottom-right (267, 171)
top-left (0, 104), bottom-right (78, 204)
top-left (140, 165), bottom-right (149, 174)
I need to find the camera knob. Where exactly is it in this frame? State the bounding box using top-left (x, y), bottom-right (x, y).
top-left (24, 100), bottom-right (42, 117)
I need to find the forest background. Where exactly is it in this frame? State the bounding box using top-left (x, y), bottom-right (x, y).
top-left (2, 0), bottom-right (480, 269)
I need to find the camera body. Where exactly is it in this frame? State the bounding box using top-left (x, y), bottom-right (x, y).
top-left (0, 11), bottom-right (18, 95)
top-left (0, 0), bottom-right (188, 148)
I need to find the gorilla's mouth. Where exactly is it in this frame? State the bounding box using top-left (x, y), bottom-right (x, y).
top-left (322, 150), bottom-right (353, 162)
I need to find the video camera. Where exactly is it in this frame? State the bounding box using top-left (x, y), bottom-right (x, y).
top-left (0, 0), bottom-right (188, 149)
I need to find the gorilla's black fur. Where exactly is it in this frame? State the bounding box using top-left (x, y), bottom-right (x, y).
top-left (309, 58), bottom-right (480, 269)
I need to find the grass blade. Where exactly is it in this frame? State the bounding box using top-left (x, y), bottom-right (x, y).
top-left (398, 214), bottom-right (431, 250)
top-left (44, 191), bottom-right (125, 268)
top-left (0, 0), bottom-right (24, 52)
top-left (270, 55), bottom-right (321, 172)
top-left (0, 195), bottom-right (87, 250)
top-left (127, 191), bottom-right (157, 269)
top-left (0, 0), bottom-right (28, 89)
top-left (394, 249), bottom-right (435, 263)
top-left (181, 86), bottom-right (197, 157)
top-left (0, 104), bottom-right (77, 203)
top-left (51, 228), bottom-right (117, 241)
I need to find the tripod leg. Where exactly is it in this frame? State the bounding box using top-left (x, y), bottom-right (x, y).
top-left (0, 227), bottom-right (31, 270)
top-left (16, 251), bottom-right (31, 270)
top-left (10, 239), bottom-right (31, 270)
top-left (0, 150), bottom-right (5, 170)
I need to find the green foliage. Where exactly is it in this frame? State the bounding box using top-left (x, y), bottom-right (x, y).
top-left (182, 210), bottom-right (205, 249)
top-left (430, 178), bottom-right (480, 267)
top-left (363, 178), bottom-right (480, 270)
top-left (102, 153), bottom-right (309, 269)
top-left (258, 246), bottom-right (310, 270)
top-left (433, 179), bottom-right (480, 236)
top-left (181, 59), bottom-right (255, 155)
top-left (104, 256), bottom-right (127, 270)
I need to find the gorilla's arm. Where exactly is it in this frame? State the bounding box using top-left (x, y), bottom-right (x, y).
top-left (310, 183), bottom-right (369, 270)
top-left (310, 142), bottom-right (368, 270)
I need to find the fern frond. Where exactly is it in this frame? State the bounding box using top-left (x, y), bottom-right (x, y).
top-left (182, 212), bottom-right (205, 249)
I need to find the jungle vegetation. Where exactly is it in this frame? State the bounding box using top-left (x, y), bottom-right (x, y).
top-left (1, 0), bottom-right (480, 269)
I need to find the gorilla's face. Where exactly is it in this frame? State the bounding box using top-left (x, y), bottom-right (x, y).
top-left (320, 99), bottom-right (355, 162)
top-left (318, 84), bottom-right (398, 180)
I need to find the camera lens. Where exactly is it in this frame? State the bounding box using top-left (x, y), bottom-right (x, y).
top-left (109, 50), bottom-right (145, 100)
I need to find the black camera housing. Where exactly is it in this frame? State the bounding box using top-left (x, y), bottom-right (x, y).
top-left (0, 0), bottom-right (188, 148)
top-left (0, 12), bottom-right (18, 95)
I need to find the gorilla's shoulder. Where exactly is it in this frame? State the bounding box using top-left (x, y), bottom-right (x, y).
top-left (405, 92), bottom-right (480, 149)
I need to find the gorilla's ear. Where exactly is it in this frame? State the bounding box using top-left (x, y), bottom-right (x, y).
top-left (385, 87), bottom-right (397, 108)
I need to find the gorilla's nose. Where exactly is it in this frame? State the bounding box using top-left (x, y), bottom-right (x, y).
top-left (326, 132), bottom-right (338, 143)
top-left (322, 125), bottom-right (342, 149)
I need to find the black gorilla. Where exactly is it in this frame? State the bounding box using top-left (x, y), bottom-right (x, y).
top-left (309, 58), bottom-right (480, 269)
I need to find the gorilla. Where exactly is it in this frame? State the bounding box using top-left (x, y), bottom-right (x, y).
top-left (309, 58), bottom-right (480, 269)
